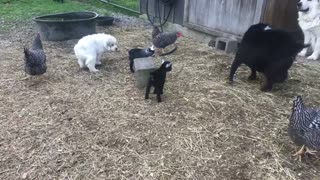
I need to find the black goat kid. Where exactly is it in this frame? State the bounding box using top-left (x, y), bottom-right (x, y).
top-left (145, 61), bottom-right (172, 102)
top-left (128, 47), bottom-right (155, 73)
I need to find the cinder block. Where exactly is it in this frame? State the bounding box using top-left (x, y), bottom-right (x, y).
top-left (215, 37), bottom-right (238, 54)
top-left (134, 57), bottom-right (155, 89)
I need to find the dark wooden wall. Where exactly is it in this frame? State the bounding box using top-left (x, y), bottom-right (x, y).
top-left (262, 0), bottom-right (299, 29)
top-left (262, 0), bottom-right (303, 42)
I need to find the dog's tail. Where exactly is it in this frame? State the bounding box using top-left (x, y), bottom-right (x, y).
top-left (294, 43), bottom-right (310, 53)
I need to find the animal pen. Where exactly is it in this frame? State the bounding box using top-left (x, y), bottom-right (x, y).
top-left (140, 0), bottom-right (301, 40)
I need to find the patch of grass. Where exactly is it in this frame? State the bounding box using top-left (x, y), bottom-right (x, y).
top-left (78, 0), bottom-right (140, 16)
top-left (0, 0), bottom-right (110, 21)
top-left (109, 0), bottom-right (139, 11)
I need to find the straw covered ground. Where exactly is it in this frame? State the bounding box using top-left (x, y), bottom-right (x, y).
top-left (1, 20), bottom-right (320, 180)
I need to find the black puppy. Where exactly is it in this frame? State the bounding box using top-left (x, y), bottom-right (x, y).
top-left (145, 60), bottom-right (172, 102)
top-left (128, 47), bottom-right (155, 73)
top-left (229, 23), bottom-right (309, 91)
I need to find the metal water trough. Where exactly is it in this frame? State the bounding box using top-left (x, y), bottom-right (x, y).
top-left (33, 11), bottom-right (98, 41)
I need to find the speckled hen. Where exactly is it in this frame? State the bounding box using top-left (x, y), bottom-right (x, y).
top-left (152, 31), bottom-right (182, 55)
top-left (288, 96), bottom-right (320, 161)
top-left (23, 33), bottom-right (47, 76)
top-left (152, 26), bottom-right (161, 39)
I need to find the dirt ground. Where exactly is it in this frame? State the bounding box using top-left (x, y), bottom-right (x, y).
top-left (1, 20), bottom-right (320, 180)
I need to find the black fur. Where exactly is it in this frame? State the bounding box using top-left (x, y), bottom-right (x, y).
top-left (128, 48), bottom-right (155, 73)
top-left (145, 61), bottom-right (172, 102)
top-left (53, 0), bottom-right (64, 3)
top-left (229, 23), bottom-right (309, 91)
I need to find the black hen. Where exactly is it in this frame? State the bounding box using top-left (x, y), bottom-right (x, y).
top-left (24, 33), bottom-right (47, 76)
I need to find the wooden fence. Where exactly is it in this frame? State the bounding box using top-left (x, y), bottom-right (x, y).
top-left (140, 0), bottom-right (185, 25)
top-left (184, 0), bottom-right (265, 38)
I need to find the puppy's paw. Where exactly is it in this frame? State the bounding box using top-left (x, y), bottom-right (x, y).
top-left (307, 55), bottom-right (319, 61)
top-left (298, 50), bottom-right (308, 57)
top-left (90, 69), bottom-right (99, 73)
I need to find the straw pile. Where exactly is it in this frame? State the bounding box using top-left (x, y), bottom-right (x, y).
top-left (0, 23), bottom-right (320, 179)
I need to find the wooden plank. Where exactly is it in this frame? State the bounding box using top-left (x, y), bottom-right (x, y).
top-left (184, 22), bottom-right (242, 41)
top-left (262, 0), bottom-right (299, 30)
top-left (173, 0), bottom-right (185, 24)
top-left (185, 0), bottom-right (265, 36)
top-left (183, 0), bottom-right (189, 24)
top-left (140, 0), bottom-right (185, 25)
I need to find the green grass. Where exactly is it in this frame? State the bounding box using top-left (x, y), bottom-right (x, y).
top-left (0, 0), bottom-right (110, 21)
top-left (78, 0), bottom-right (140, 15)
top-left (0, 0), bottom-right (140, 32)
top-left (109, 0), bottom-right (139, 11)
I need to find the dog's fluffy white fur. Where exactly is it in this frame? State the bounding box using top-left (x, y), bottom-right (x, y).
top-left (74, 33), bottom-right (118, 72)
top-left (298, 0), bottom-right (320, 60)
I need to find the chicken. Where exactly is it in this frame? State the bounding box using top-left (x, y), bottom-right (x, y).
top-left (152, 31), bottom-right (182, 55)
top-left (152, 26), bottom-right (161, 39)
top-left (24, 33), bottom-right (47, 76)
top-left (288, 96), bottom-right (320, 161)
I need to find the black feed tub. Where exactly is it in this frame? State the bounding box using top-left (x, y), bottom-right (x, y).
top-left (33, 11), bottom-right (98, 41)
top-left (96, 16), bottom-right (114, 26)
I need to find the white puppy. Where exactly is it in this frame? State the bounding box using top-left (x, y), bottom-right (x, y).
top-left (297, 0), bottom-right (320, 60)
top-left (74, 33), bottom-right (118, 72)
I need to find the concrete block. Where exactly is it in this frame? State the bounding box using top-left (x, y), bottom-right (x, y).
top-left (134, 57), bottom-right (155, 89)
top-left (215, 37), bottom-right (238, 54)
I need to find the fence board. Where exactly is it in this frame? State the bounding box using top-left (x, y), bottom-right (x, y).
top-left (185, 0), bottom-right (264, 36)
top-left (140, 0), bottom-right (185, 25)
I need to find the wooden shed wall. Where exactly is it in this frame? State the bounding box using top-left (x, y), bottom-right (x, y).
top-left (140, 0), bottom-right (301, 39)
top-left (140, 0), bottom-right (185, 25)
top-left (184, 0), bottom-right (265, 37)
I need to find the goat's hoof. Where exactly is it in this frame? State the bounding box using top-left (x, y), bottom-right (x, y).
top-left (260, 87), bottom-right (272, 92)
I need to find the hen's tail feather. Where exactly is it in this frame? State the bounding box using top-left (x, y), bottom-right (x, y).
top-left (32, 33), bottom-right (43, 50)
top-left (23, 48), bottom-right (29, 58)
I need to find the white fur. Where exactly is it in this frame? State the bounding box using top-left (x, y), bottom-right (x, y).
top-left (74, 33), bottom-right (118, 72)
top-left (298, 0), bottom-right (320, 60)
